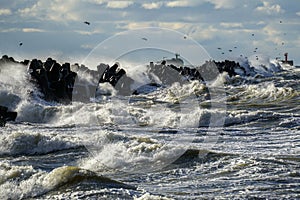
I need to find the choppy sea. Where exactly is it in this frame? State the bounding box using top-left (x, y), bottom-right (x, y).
top-left (0, 57), bottom-right (299, 199)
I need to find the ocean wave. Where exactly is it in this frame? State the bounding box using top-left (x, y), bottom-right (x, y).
top-left (0, 164), bottom-right (135, 199)
top-left (228, 82), bottom-right (298, 104)
top-left (0, 131), bottom-right (82, 156)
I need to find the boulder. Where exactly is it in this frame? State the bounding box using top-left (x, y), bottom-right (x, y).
top-left (0, 105), bottom-right (17, 127)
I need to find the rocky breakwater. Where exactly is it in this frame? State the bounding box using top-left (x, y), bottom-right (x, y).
top-left (0, 54), bottom-right (259, 126)
top-left (71, 62), bottom-right (133, 101)
top-left (0, 55), bottom-right (134, 103)
top-left (28, 59), bottom-right (134, 103)
top-left (0, 55), bottom-right (135, 125)
top-left (148, 59), bottom-right (251, 85)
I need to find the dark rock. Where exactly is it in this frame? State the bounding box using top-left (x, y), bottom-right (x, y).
top-left (97, 63), bottom-right (109, 83)
top-left (0, 55), bottom-right (256, 104)
top-left (44, 57), bottom-right (55, 71)
top-left (48, 62), bottom-right (61, 83)
top-left (0, 105), bottom-right (17, 127)
top-left (21, 59), bottom-right (30, 65)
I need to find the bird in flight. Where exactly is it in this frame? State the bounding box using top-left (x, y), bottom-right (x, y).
top-left (19, 42), bottom-right (23, 46)
top-left (84, 21), bottom-right (90, 25)
top-left (141, 37), bottom-right (148, 41)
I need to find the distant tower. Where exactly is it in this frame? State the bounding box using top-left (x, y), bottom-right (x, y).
top-left (165, 53), bottom-right (184, 67)
top-left (284, 52), bottom-right (288, 62)
top-left (282, 52), bottom-right (294, 66)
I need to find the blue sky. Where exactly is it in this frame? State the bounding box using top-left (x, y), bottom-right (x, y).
top-left (0, 0), bottom-right (299, 65)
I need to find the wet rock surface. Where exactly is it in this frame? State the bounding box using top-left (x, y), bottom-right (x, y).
top-left (0, 105), bottom-right (17, 126)
top-left (0, 55), bottom-right (250, 105)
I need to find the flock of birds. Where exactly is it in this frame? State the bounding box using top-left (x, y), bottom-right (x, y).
top-left (213, 20), bottom-right (287, 61)
top-left (17, 20), bottom-right (287, 61)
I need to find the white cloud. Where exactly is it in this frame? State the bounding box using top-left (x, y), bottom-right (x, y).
top-left (22, 28), bottom-right (45, 32)
top-left (262, 25), bottom-right (280, 36)
top-left (158, 22), bottom-right (187, 30)
top-left (257, 21), bottom-right (266, 25)
top-left (87, 0), bottom-right (105, 5)
top-left (106, 1), bottom-right (133, 9)
top-left (190, 25), bottom-right (219, 40)
top-left (120, 21), bottom-right (188, 31)
top-left (256, 1), bottom-right (284, 15)
top-left (0, 9), bottom-right (12, 16)
top-left (262, 25), bottom-right (283, 45)
top-left (220, 22), bottom-right (243, 28)
top-left (120, 22), bottom-right (155, 30)
top-left (18, 8), bottom-right (32, 17)
top-left (18, 0), bottom-right (81, 21)
top-left (0, 28), bottom-right (20, 33)
top-left (165, 0), bottom-right (201, 8)
top-left (75, 29), bottom-right (103, 35)
top-left (148, 0), bottom-right (239, 9)
top-left (0, 27), bottom-right (46, 33)
top-left (142, 2), bottom-right (163, 9)
top-left (206, 0), bottom-right (238, 9)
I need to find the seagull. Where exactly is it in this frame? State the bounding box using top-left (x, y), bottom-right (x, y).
top-left (234, 46), bottom-right (237, 49)
top-left (183, 36), bottom-right (187, 39)
top-left (84, 21), bottom-right (90, 25)
top-left (252, 33), bottom-right (255, 36)
top-left (217, 47), bottom-right (222, 50)
top-left (222, 52), bottom-right (225, 54)
top-left (228, 49), bottom-right (232, 52)
top-left (141, 37), bottom-right (148, 41)
top-left (279, 20), bottom-right (282, 23)
top-left (19, 42), bottom-right (23, 46)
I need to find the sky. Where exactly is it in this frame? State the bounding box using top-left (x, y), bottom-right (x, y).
top-left (0, 0), bottom-right (299, 65)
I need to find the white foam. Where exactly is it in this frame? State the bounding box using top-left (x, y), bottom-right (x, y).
top-left (0, 131), bottom-right (81, 156)
top-left (0, 165), bottom-right (105, 199)
top-left (0, 62), bottom-right (33, 110)
top-left (134, 192), bottom-right (174, 200)
top-left (237, 82), bottom-right (296, 103)
top-left (233, 54), bottom-right (284, 77)
top-left (79, 128), bottom-right (190, 173)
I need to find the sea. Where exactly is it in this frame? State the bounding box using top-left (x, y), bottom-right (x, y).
top-left (0, 55), bottom-right (299, 199)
